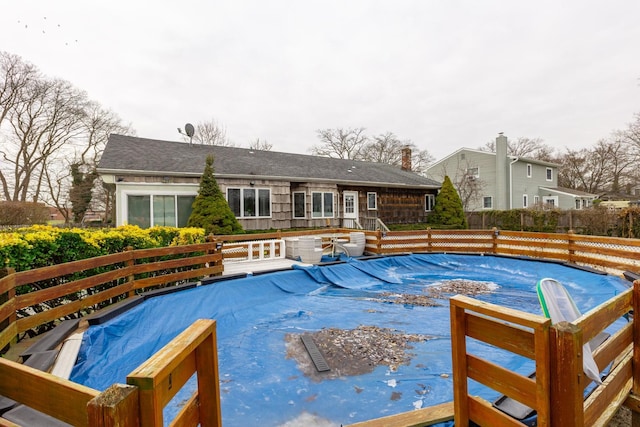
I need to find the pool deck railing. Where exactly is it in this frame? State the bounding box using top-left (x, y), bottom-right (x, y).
top-left (2, 228), bottom-right (640, 425)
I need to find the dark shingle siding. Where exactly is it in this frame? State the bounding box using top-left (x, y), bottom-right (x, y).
top-left (99, 134), bottom-right (440, 188)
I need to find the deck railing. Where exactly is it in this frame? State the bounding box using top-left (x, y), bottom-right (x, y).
top-left (450, 283), bottom-right (637, 427)
top-left (2, 228), bottom-right (640, 426)
top-left (1, 241), bottom-right (222, 352)
top-left (0, 319), bottom-right (220, 427)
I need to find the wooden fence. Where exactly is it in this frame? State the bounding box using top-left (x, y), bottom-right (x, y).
top-left (0, 319), bottom-right (220, 427)
top-left (2, 229), bottom-right (640, 426)
top-left (450, 282), bottom-right (636, 426)
top-left (1, 241), bottom-right (222, 352)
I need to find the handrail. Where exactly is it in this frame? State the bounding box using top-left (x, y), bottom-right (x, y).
top-left (0, 358), bottom-right (100, 426)
top-left (450, 295), bottom-right (552, 427)
top-left (127, 319), bottom-right (221, 427)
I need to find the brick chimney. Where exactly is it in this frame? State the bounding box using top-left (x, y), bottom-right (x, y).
top-left (401, 146), bottom-right (412, 171)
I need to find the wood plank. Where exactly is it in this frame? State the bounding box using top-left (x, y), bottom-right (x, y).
top-left (15, 268), bottom-right (130, 308)
top-left (343, 401), bottom-right (454, 427)
top-left (129, 253), bottom-right (215, 275)
top-left (0, 358), bottom-right (98, 427)
top-left (466, 313), bottom-right (535, 359)
top-left (550, 322), bottom-right (584, 426)
top-left (16, 281), bottom-right (133, 332)
top-left (87, 384), bottom-right (139, 427)
top-left (449, 302), bottom-right (469, 425)
top-left (584, 351), bottom-right (633, 425)
top-left (467, 354), bottom-right (537, 409)
top-left (13, 251), bottom-right (133, 286)
top-left (0, 321), bottom-right (17, 351)
top-left (131, 242), bottom-right (216, 258)
top-left (593, 325), bottom-right (633, 375)
top-left (168, 393), bottom-right (199, 427)
top-left (450, 295), bottom-right (549, 329)
top-left (195, 331), bottom-right (222, 427)
top-left (575, 289), bottom-right (632, 345)
top-left (0, 418), bottom-right (20, 427)
top-left (534, 319), bottom-right (551, 427)
top-left (0, 298), bottom-right (15, 327)
top-left (468, 395), bottom-right (526, 427)
top-left (128, 320), bottom-right (216, 388)
top-left (132, 267), bottom-right (216, 291)
top-left (155, 352), bottom-right (196, 408)
top-left (0, 271), bottom-right (15, 295)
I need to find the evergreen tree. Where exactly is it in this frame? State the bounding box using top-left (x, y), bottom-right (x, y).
top-left (69, 163), bottom-right (98, 223)
top-left (429, 175), bottom-right (468, 229)
top-left (187, 155), bottom-right (244, 234)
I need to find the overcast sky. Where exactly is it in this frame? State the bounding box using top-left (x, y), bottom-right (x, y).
top-left (2, 1), bottom-right (639, 160)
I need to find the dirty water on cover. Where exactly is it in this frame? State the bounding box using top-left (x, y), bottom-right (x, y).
top-left (70, 253), bottom-right (628, 426)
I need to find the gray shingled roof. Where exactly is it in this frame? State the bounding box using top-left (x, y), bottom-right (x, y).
top-left (98, 134), bottom-right (441, 188)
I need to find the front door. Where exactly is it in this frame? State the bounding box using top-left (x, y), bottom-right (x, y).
top-left (343, 191), bottom-right (358, 228)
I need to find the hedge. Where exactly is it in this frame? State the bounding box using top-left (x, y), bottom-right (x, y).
top-left (0, 225), bottom-right (207, 272)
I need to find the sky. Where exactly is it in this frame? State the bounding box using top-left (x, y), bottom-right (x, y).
top-left (1, 1), bottom-right (639, 161)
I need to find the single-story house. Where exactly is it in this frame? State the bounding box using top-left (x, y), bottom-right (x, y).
top-left (97, 135), bottom-right (441, 231)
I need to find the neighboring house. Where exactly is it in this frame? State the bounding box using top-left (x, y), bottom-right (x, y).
top-left (426, 133), bottom-right (597, 211)
top-left (97, 135), bottom-right (441, 231)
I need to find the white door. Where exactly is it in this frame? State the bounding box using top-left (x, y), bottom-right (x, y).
top-left (343, 191), bottom-right (358, 228)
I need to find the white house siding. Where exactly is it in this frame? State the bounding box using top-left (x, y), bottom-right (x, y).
top-left (115, 182), bottom-right (199, 227)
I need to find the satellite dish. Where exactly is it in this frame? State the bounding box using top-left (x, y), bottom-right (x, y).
top-left (184, 123), bottom-right (195, 138)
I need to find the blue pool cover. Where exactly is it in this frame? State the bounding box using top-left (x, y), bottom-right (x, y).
top-left (70, 253), bottom-right (629, 426)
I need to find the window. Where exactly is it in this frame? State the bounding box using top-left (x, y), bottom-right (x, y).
top-left (523, 194), bottom-right (528, 208)
top-left (227, 188), bottom-right (272, 218)
top-left (575, 200), bottom-right (581, 210)
top-left (534, 195), bottom-right (540, 206)
top-left (312, 192), bottom-right (334, 218)
top-left (128, 195), bottom-right (151, 228)
top-left (293, 192), bottom-right (306, 218)
top-left (483, 196), bottom-right (493, 209)
top-left (425, 194), bottom-right (435, 211)
top-left (367, 192), bottom-right (377, 210)
top-left (546, 168), bottom-right (553, 181)
top-left (153, 195), bottom-right (176, 226)
top-left (467, 167), bottom-right (479, 178)
top-left (526, 164), bottom-right (532, 178)
top-left (127, 194), bottom-right (195, 228)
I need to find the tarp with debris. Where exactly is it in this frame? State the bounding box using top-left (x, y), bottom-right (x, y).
top-left (70, 254), bottom-right (629, 427)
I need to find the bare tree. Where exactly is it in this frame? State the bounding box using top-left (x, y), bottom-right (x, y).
top-left (190, 118), bottom-right (233, 146)
top-left (248, 138), bottom-right (272, 151)
top-left (311, 127), bottom-right (368, 159)
top-left (1, 76), bottom-right (88, 202)
top-left (557, 147), bottom-right (607, 193)
top-left (482, 136), bottom-right (555, 159)
top-left (360, 132), bottom-right (404, 164)
top-left (0, 53), bottom-right (131, 223)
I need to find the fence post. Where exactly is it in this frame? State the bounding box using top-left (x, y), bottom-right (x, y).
top-left (0, 267), bottom-right (17, 351)
top-left (375, 230), bottom-right (382, 254)
top-left (427, 227), bottom-right (432, 252)
top-left (550, 321), bottom-right (584, 427)
top-left (450, 300), bottom-right (469, 425)
top-left (632, 281), bottom-right (640, 426)
top-left (491, 227), bottom-right (499, 254)
top-left (206, 235), bottom-right (223, 277)
top-left (87, 384), bottom-right (139, 427)
top-left (124, 246), bottom-right (136, 298)
top-left (567, 230), bottom-right (575, 264)
top-left (195, 323), bottom-right (222, 427)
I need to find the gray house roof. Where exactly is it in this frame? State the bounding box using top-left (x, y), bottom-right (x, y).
top-left (99, 134), bottom-right (440, 189)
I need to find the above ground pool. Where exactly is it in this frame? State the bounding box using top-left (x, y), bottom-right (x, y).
top-left (70, 253), bottom-right (629, 426)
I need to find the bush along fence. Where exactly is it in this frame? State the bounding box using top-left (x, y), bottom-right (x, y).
top-left (466, 206), bottom-right (640, 238)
